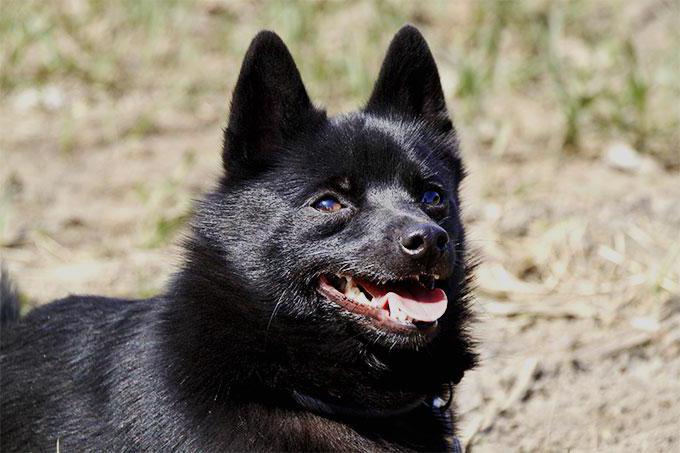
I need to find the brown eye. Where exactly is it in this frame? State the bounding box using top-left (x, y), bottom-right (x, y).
top-left (313, 196), bottom-right (343, 212)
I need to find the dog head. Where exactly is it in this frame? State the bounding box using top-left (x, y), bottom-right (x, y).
top-left (179, 26), bottom-right (475, 407)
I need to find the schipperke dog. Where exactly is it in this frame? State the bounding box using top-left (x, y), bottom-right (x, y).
top-left (0, 25), bottom-right (476, 452)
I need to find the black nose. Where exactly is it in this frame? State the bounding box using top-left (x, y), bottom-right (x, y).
top-left (399, 223), bottom-right (449, 260)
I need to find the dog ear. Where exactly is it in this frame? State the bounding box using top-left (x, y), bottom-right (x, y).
top-left (365, 25), bottom-right (451, 131)
top-left (223, 31), bottom-right (324, 172)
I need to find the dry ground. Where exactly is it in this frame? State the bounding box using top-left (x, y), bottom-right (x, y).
top-left (1, 1), bottom-right (679, 451)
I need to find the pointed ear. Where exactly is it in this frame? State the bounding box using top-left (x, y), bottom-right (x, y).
top-left (365, 25), bottom-right (451, 130)
top-left (223, 31), bottom-right (324, 171)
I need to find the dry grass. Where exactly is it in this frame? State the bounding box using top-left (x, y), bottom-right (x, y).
top-left (1, 1), bottom-right (679, 451)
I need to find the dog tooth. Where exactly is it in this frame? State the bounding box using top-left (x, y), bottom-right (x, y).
top-left (346, 286), bottom-right (361, 301)
top-left (343, 281), bottom-right (356, 296)
top-left (357, 291), bottom-right (371, 306)
top-left (388, 299), bottom-right (407, 322)
top-left (344, 279), bottom-right (372, 305)
top-left (388, 299), bottom-right (398, 319)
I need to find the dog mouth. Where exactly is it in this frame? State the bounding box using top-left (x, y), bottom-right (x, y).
top-left (317, 273), bottom-right (447, 334)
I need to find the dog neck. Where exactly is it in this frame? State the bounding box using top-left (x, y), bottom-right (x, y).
top-left (164, 240), bottom-right (474, 417)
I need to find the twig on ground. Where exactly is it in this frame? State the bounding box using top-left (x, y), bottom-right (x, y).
top-left (463, 357), bottom-right (540, 450)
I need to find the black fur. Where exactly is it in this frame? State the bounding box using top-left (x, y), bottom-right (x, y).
top-left (0, 26), bottom-right (476, 452)
top-left (0, 267), bottom-right (20, 326)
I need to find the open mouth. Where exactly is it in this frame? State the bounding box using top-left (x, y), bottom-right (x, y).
top-left (317, 273), bottom-right (448, 334)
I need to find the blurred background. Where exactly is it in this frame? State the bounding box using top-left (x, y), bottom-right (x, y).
top-left (1, 0), bottom-right (679, 450)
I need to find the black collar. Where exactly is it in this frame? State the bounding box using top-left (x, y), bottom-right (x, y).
top-left (291, 382), bottom-right (454, 420)
top-left (291, 390), bottom-right (428, 419)
top-left (290, 387), bottom-right (462, 453)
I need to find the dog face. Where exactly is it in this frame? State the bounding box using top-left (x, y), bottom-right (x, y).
top-left (189, 27), bottom-right (470, 355)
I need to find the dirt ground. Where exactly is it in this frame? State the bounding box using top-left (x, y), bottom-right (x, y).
top-left (1, 1), bottom-right (679, 451)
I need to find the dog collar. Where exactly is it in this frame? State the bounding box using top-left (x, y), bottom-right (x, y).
top-left (291, 390), bottom-right (426, 419)
top-left (291, 390), bottom-right (463, 452)
top-left (291, 380), bottom-right (455, 420)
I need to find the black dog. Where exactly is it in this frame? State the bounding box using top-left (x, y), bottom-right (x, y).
top-left (0, 25), bottom-right (476, 452)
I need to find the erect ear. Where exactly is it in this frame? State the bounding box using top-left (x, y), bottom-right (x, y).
top-left (365, 25), bottom-right (451, 130)
top-left (223, 31), bottom-right (324, 171)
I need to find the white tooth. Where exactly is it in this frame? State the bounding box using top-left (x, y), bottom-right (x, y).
top-left (388, 298), bottom-right (396, 314)
top-left (388, 299), bottom-right (402, 321)
top-left (343, 285), bottom-right (351, 296)
top-left (346, 286), bottom-right (360, 300)
top-left (344, 278), bottom-right (367, 305)
top-left (357, 291), bottom-right (371, 306)
top-left (342, 277), bottom-right (370, 305)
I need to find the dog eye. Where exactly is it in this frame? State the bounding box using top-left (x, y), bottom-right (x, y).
top-left (421, 190), bottom-right (443, 206)
top-left (313, 196), bottom-right (343, 213)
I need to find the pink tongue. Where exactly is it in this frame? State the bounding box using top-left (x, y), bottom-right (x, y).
top-left (359, 280), bottom-right (448, 322)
